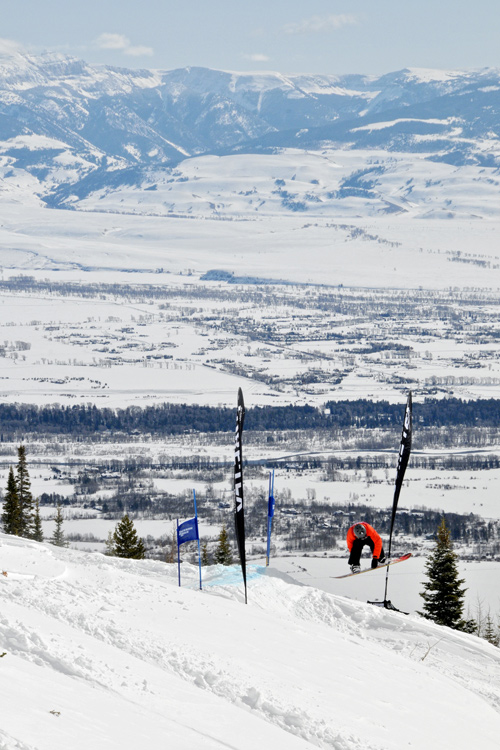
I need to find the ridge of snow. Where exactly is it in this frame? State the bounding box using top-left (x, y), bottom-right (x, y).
top-left (0, 533), bottom-right (499, 749)
top-left (350, 117), bottom-right (455, 132)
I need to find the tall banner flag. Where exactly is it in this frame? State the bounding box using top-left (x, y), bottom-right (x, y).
top-left (388, 390), bottom-right (412, 557)
top-left (176, 490), bottom-right (202, 589)
top-left (234, 388), bottom-right (247, 603)
top-left (266, 470), bottom-right (275, 567)
top-left (379, 391), bottom-right (412, 610)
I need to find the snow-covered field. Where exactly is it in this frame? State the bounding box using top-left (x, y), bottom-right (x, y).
top-left (2, 143), bottom-right (500, 409)
top-left (2, 247), bottom-right (500, 408)
top-left (1, 195), bottom-right (500, 289)
top-left (0, 534), bottom-right (499, 750)
top-left (73, 149), bottom-right (500, 221)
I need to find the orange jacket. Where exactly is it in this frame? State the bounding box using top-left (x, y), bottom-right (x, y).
top-left (346, 522), bottom-right (383, 558)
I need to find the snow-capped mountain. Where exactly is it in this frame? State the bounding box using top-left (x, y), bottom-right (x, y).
top-left (1, 49), bottom-right (500, 216)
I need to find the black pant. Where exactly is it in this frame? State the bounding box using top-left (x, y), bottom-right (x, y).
top-left (348, 538), bottom-right (385, 566)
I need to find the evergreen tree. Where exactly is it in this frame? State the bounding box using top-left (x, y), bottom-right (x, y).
top-left (201, 541), bottom-right (211, 566)
top-left (2, 467), bottom-right (21, 536)
top-left (483, 613), bottom-right (499, 647)
top-left (32, 500), bottom-right (44, 542)
top-left (113, 514), bottom-right (145, 559)
top-left (165, 524), bottom-right (176, 564)
top-left (104, 530), bottom-right (116, 556)
top-left (214, 524), bottom-right (233, 565)
top-left (51, 504), bottom-right (67, 547)
top-left (16, 445), bottom-right (34, 538)
top-left (419, 516), bottom-right (468, 630)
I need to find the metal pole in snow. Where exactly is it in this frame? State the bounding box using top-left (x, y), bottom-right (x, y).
top-left (193, 489), bottom-right (202, 590)
top-left (177, 518), bottom-right (181, 587)
top-left (266, 470), bottom-right (275, 567)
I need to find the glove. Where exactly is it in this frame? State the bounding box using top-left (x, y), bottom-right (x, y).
top-left (371, 558), bottom-right (379, 569)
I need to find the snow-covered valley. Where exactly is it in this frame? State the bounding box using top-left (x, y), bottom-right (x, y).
top-left (1, 48), bottom-right (500, 750)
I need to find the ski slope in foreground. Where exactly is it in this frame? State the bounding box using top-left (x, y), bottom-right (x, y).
top-left (0, 534), bottom-right (499, 750)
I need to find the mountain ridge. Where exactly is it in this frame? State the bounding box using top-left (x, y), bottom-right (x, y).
top-left (1, 50), bottom-right (500, 217)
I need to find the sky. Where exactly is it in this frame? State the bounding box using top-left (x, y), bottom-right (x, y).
top-left (0, 0), bottom-right (499, 76)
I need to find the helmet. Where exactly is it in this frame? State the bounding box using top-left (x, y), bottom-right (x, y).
top-left (353, 524), bottom-right (367, 540)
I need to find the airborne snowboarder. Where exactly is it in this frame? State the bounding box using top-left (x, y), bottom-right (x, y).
top-left (346, 522), bottom-right (386, 574)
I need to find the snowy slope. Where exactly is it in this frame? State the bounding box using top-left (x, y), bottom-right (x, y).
top-left (70, 147), bottom-right (500, 220)
top-left (1, 49), bottom-right (500, 217)
top-left (1, 534), bottom-right (499, 750)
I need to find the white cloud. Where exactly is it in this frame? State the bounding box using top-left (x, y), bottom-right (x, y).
top-left (0, 38), bottom-right (25, 56)
top-left (283, 14), bottom-right (358, 35)
top-left (95, 33), bottom-right (153, 57)
top-left (243, 53), bottom-right (270, 62)
top-left (96, 33), bottom-right (129, 51)
top-left (124, 45), bottom-right (154, 58)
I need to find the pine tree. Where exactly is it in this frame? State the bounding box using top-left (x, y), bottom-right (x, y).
top-left (214, 524), bottom-right (233, 565)
top-left (51, 504), bottom-right (67, 547)
top-left (419, 516), bottom-right (468, 630)
top-left (32, 500), bottom-right (44, 542)
top-left (165, 524), bottom-right (176, 564)
top-left (113, 514), bottom-right (145, 559)
top-left (483, 613), bottom-right (499, 647)
top-left (201, 540), bottom-right (211, 566)
top-left (2, 467), bottom-right (21, 535)
top-left (104, 530), bottom-right (116, 556)
top-left (16, 445), bottom-right (34, 538)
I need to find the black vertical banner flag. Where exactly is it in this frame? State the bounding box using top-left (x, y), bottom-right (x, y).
top-left (376, 391), bottom-right (413, 612)
top-left (234, 388), bottom-right (247, 603)
top-left (388, 391), bottom-right (412, 557)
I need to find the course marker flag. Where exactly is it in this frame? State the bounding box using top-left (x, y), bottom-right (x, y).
top-left (177, 489), bottom-right (202, 590)
top-left (266, 470), bottom-right (275, 567)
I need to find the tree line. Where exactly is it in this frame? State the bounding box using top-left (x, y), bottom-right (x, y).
top-left (4, 398), bottom-right (500, 439)
top-left (2, 446), bottom-right (499, 645)
top-left (1, 445), bottom-right (63, 545)
top-left (0, 445), bottom-right (149, 559)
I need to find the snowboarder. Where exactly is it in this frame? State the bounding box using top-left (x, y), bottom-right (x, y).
top-left (347, 522), bottom-right (386, 573)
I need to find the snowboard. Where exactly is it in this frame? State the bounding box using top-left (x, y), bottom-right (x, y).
top-left (333, 553), bottom-right (412, 579)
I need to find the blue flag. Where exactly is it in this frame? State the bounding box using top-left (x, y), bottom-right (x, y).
top-left (177, 517), bottom-right (199, 546)
top-left (266, 470), bottom-right (275, 567)
top-left (268, 487), bottom-right (275, 518)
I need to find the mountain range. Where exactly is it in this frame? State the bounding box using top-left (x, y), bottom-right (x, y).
top-left (1, 49), bottom-right (500, 216)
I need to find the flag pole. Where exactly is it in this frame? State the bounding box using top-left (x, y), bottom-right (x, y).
top-left (176, 518), bottom-right (181, 587)
top-left (234, 388), bottom-right (247, 603)
top-left (193, 489), bottom-right (202, 591)
top-left (266, 470), bottom-right (275, 567)
top-left (383, 391), bottom-right (412, 606)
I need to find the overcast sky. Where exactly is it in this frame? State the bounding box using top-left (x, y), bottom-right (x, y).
top-left (0, 0), bottom-right (498, 76)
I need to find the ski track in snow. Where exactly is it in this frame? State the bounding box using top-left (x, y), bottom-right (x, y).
top-left (1, 564), bottom-right (369, 749)
top-left (0, 730), bottom-right (37, 750)
top-left (265, 578), bottom-right (500, 712)
top-left (1, 539), bottom-right (499, 749)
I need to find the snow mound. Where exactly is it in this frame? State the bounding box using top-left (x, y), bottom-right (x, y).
top-left (0, 534), bottom-right (499, 749)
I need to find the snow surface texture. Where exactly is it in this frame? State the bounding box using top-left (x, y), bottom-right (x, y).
top-left (1, 202), bottom-right (500, 291)
top-left (0, 534), bottom-right (499, 749)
